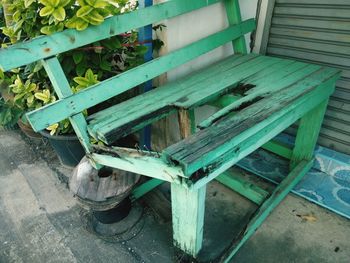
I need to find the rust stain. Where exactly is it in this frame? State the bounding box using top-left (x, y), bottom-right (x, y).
top-left (43, 48), bottom-right (51, 53)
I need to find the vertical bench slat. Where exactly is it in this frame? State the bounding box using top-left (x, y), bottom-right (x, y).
top-left (224, 0), bottom-right (248, 54)
top-left (26, 19), bottom-right (256, 132)
top-left (0, 0), bottom-right (223, 71)
top-left (42, 57), bottom-right (91, 152)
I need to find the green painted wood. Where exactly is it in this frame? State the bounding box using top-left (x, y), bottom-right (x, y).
top-left (190, 76), bottom-right (336, 190)
top-left (40, 57), bottom-right (91, 153)
top-left (174, 57), bottom-right (281, 109)
top-left (171, 183), bottom-right (206, 257)
top-left (199, 62), bottom-right (320, 129)
top-left (92, 55), bottom-right (281, 144)
top-left (290, 98), bottom-right (330, 170)
top-left (0, 0), bottom-right (224, 72)
top-left (224, 0), bottom-right (247, 54)
top-left (209, 94), bottom-right (242, 108)
top-left (216, 171), bottom-right (269, 205)
top-left (131, 178), bottom-right (164, 201)
top-left (87, 54), bottom-right (259, 142)
top-left (261, 140), bottom-right (293, 159)
top-left (90, 145), bottom-right (185, 183)
top-left (164, 69), bottom-right (340, 177)
top-left (88, 54), bottom-right (252, 123)
top-left (222, 160), bottom-right (313, 262)
top-left (26, 20), bottom-right (256, 132)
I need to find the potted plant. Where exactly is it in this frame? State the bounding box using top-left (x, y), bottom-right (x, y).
top-left (0, 0), bottom-right (154, 167)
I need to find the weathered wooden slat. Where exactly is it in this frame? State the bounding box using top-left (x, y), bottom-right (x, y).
top-left (0, 0), bottom-right (223, 71)
top-left (164, 68), bottom-right (340, 177)
top-left (199, 62), bottom-right (319, 128)
top-left (224, 0), bottom-right (247, 54)
top-left (173, 56), bottom-right (282, 109)
top-left (26, 19), bottom-right (256, 132)
top-left (94, 55), bottom-right (280, 144)
top-left (87, 54), bottom-right (259, 141)
top-left (221, 160), bottom-right (313, 263)
top-left (90, 146), bottom-right (184, 183)
top-left (190, 80), bottom-right (335, 190)
top-left (88, 54), bottom-right (252, 123)
top-left (41, 57), bottom-right (91, 153)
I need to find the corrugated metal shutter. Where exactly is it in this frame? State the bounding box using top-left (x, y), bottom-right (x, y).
top-left (265, 0), bottom-right (350, 155)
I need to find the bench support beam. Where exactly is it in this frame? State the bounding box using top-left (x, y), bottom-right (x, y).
top-left (221, 159), bottom-right (313, 262)
top-left (216, 170), bottom-right (269, 205)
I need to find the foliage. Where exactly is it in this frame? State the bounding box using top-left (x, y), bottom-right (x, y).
top-left (0, 0), bottom-right (162, 135)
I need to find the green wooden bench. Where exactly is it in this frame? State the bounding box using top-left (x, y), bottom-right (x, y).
top-left (0, 0), bottom-right (341, 261)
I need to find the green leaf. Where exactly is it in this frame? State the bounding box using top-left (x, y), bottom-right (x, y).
top-left (100, 59), bottom-right (111, 71)
top-left (40, 0), bottom-right (54, 7)
top-left (93, 0), bottom-right (108, 8)
top-left (0, 70), bottom-right (4, 80)
top-left (85, 69), bottom-right (95, 81)
top-left (75, 20), bottom-right (89, 31)
top-left (87, 10), bottom-right (104, 23)
top-left (40, 25), bottom-right (55, 35)
top-left (73, 76), bottom-right (90, 86)
top-left (24, 0), bottom-right (36, 8)
top-left (51, 0), bottom-right (60, 7)
top-left (85, 0), bottom-right (96, 6)
top-left (34, 92), bottom-right (50, 103)
top-left (73, 52), bottom-right (84, 64)
top-left (13, 10), bottom-right (21, 22)
top-left (59, 0), bottom-right (71, 7)
top-left (76, 6), bottom-right (93, 17)
top-left (39, 6), bottom-right (55, 17)
top-left (76, 62), bottom-right (87, 76)
top-left (52, 7), bottom-right (66, 21)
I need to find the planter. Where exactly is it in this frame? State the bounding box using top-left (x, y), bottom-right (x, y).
top-left (18, 118), bottom-right (41, 139)
top-left (40, 130), bottom-right (85, 168)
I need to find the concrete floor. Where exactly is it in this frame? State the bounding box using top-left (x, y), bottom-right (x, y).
top-left (0, 130), bottom-right (349, 263)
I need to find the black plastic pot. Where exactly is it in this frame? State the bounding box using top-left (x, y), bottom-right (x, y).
top-left (40, 130), bottom-right (85, 168)
top-left (93, 197), bottom-right (132, 224)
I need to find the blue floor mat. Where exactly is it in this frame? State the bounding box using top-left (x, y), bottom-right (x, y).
top-left (237, 149), bottom-right (350, 220)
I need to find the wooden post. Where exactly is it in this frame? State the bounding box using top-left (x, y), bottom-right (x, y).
top-left (224, 0), bottom-right (248, 54)
top-left (171, 108), bottom-right (206, 257)
top-left (290, 99), bottom-right (329, 170)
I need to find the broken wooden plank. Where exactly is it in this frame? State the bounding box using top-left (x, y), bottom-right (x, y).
top-left (164, 68), bottom-right (340, 177)
top-left (90, 146), bottom-right (185, 183)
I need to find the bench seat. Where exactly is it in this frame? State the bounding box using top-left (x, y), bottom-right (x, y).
top-left (87, 53), bottom-right (336, 146)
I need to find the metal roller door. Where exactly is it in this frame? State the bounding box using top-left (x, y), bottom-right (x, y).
top-left (265, 0), bottom-right (350, 154)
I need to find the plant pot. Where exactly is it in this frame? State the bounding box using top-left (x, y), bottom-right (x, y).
top-left (18, 118), bottom-right (41, 139)
top-left (40, 130), bottom-right (85, 168)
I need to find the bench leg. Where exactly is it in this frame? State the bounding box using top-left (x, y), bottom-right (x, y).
top-left (171, 183), bottom-right (206, 257)
top-left (290, 99), bottom-right (329, 170)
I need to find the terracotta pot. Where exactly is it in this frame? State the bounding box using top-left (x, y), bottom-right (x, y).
top-left (17, 118), bottom-right (42, 139)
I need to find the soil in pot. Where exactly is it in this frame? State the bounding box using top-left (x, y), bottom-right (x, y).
top-left (40, 130), bottom-right (85, 168)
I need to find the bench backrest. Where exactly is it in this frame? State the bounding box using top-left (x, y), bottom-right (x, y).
top-left (0, 0), bottom-right (256, 152)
